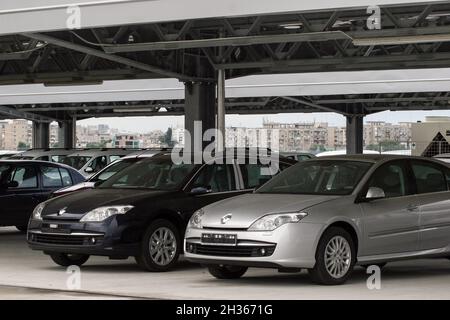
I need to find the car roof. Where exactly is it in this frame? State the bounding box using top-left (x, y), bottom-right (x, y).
top-left (311, 154), bottom-right (447, 164)
top-left (66, 148), bottom-right (142, 157)
top-left (14, 148), bottom-right (80, 157)
top-left (154, 149), bottom-right (297, 164)
top-left (0, 159), bottom-right (79, 170)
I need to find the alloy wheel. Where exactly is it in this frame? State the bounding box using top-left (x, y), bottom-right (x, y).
top-left (324, 235), bottom-right (352, 279)
top-left (149, 227), bottom-right (177, 266)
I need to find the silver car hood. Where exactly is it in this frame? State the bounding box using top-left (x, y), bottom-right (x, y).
top-left (201, 193), bottom-right (339, 229)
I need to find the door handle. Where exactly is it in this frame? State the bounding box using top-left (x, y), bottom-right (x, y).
top-left (406, 204), bottom-right (419, 212)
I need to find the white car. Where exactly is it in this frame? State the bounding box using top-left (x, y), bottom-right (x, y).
top-left (9, 148), bottom-right (76, 162)
top-left (62, 148), bottom-right (141, 178)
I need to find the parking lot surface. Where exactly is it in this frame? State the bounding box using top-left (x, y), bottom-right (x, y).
top-left (1, 227), bottom-right (449, 300)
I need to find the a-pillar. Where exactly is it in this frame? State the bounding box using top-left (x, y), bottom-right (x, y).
top-left (58, 120), bottom-right (76, 148)
top-left (346, 114), bottom-right (364, 154)
top-left (32, 122), bottom-right (50, 149)
top-left (184, 81), bottom-right (216, 152)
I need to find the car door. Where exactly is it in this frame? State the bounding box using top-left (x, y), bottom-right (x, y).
top-left (359, 160), bottom-right (420, 256)
top-left (0, 163), bottom-right (14, 226)
top-left (4, 164), bottom-right (41, 226)
top-left (410, 160), bottom-right (450, 250)
top-left (187, 163), bottom-right (246, 212)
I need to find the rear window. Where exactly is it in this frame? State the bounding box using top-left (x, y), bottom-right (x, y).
top-left (62, 156), bottom-right (92, 170)
top-left (41, 166), bottom-right (73, 188)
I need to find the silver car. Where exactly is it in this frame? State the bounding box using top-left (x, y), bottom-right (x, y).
top-left (185, 155), bottom-right (450, 285)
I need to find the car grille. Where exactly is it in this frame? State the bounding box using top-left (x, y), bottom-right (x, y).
top-left (186, 243), bottom-right (276, 257)
top-left (29, 233), bottom-right (103, 246)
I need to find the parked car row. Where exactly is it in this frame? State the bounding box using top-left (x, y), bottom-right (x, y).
top-left (8, 148), bottom-right (170, 178)
top-left (2, 148), bottom-right (450, 285)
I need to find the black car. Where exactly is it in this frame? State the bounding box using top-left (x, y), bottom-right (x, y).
top-left (27, 151), bottom-right (295, 271)
top-left (0, 160), bottom-right (85, 231)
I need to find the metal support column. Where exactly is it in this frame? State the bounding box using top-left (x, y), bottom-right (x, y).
top-left (184, 81), bottom-right (216, 153)
top-left (216, 68), bottom-right (226, 152)
top-left (58, 119), bottom-right (76, 148)
top-left (32, 122), bottom-right (50, 149)
top-left (346, 114), bottom-right (364, 154)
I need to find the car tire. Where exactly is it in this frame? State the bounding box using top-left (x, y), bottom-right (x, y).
top-left (135, 219), bottom-right (181, 272)
top-left (49, 253), bottom-right (90, 267)
top-left (361, 262), bottom-right (387, 269)
top-left (15, 225), bottom-right (27, 233)
top-left (308, 226), bottom-right (356, 285)
top-left (208, 265), bottom-right (248, 279)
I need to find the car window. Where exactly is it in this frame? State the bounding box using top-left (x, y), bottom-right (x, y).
top-left (59, 168), bottom-right (73, 187)
top-left (51, 155), bottom-right (67, 163)
top-left (411, 161), bottom-right (448, 194)
top-left (42, 166), bottom-right (63, 188)
top-left (99, 157), bottom-right (197, 191)
top-left (9, 166), bottom-right (38, 188)
top-left (89, 156), bottom-right (108, 172)
top-left (258, 160), bottom-right (371, 195)
top-left (92, 160), bottom-right (132, 182)
top-left (62, 156), bottom-right (92, 170)
top-left (36, 156), bottom-right (49, 161)
top-left (0, 164), bottom-right (11, 182)
top-left (192, 164), bottom-right (236, 193)
top-left (367, 162), bottom-right (410, 198)
top-left (298, 155), bottom-right (312, 161)
top-left (239, 162), bottom-right (286, 189)
top-left (109, 155), bottom-right (122, 163)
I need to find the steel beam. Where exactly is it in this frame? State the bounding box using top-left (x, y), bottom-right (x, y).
top-left (0, 105), bottom-right (56, 122)
top-left (281, 96), bottom-right (347, 115)
top-left (104, 31), bottom-right (350, 53)
top-left (21, 33), bottom-right (199, 81)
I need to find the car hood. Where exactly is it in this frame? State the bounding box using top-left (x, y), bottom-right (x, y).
top-left (42, 188), bottom-right (172, 219)
top-left (201, 193), bottom-right (339, 229)
top-left (53, 182), bottom-right (96, 196)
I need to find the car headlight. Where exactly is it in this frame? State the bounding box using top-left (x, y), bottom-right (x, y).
top-left (80, 205), bottom-right (134, 222)
top-left (189, 209), bottom-right (204, 229)
top-left (248, 212), bottom-right (308, 231)
top-left (33, 203), bottom-right (45, 220)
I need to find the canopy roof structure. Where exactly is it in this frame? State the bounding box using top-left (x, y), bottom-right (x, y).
top-left (0, 68), bottom-right (450, 120)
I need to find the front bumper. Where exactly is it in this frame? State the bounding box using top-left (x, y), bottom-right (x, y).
top-left (27, 217), bottom-right (140, 258)
top-left (184, 222), bottom-right (324, 269)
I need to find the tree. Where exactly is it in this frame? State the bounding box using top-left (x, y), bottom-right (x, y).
top-left (17, 141), bottom-right (29, 150)
top-left (86, 140), bottom-right (109, 148)
top-left (366, 140), bottom-right (405, 153)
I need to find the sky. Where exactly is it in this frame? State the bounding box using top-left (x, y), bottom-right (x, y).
top-left (77, 110), bottom-right (450, 133)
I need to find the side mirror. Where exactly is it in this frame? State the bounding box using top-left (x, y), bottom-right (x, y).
top-left (365, 187), bottom-right (386, 200)
top-left (190, 186), bottom-right (212, 195)
top-left (84, 167), bottom-right (94, 173)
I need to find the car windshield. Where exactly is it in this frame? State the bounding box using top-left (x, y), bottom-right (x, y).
top-left (62, 156), bottom-right (92, 170)
top-left (97, 157), bottom-right (198, 191)
top-left (90, 159), bottom-right (136, 182)
top-left (257, 160), bottom-right (373, 195)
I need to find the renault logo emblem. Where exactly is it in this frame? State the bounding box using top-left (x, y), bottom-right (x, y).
top-left (58, 207), bottom-right (67, 216)
top-left (221, 214), bottom-right (232, 224)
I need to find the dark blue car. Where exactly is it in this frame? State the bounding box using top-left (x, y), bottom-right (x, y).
top-left (0, 160), bottom-right (85, 231)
